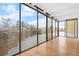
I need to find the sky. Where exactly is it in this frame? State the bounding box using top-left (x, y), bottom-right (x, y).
top-left (0, 3), bottom-right (19, 26)
top-left (0, 3), bottom-right (56, 29)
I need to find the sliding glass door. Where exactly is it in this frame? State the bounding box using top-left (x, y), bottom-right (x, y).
top-left (21, 4), bottom-right (37, 51)
top-left (38, 13), bottom-right (46, 44)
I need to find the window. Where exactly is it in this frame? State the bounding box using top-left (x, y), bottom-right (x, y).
top-left (53, 20), bottom-right (55, 38)
top-left (77, 19), bottom-right (79, 38)
top-left (21, 4), bottom-right (37, 51)
top-left (48, 18), bottom-right (51, 40)
top-left (0, 3), bottom-right (19, 55)
top-left (51, 19), bottom-right (53, 39)
top-left (67, 20), bottom-right (74, 37)
top-left (66, 19), bottom-right (78, 38)
top-left (74, 19), bottom-right (78, 38)
top-left (38, 13), bottom-right (46, 44)
top-left (0, 3), bottom-right (59, 56)
top-left (55, 21), bottom-right (58, 37)
top-left (59, 22), bottom-right (65, 37)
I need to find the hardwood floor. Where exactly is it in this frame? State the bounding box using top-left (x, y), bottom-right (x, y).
top-left (17, 37), bottom-right (79, 56)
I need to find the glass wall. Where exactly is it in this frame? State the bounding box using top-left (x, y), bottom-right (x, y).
top-left (66, 19), bottom-right (78, 38)
top-left (55, 21), bottom-right (58, 37)
top-left (51, 19), bottom-right (53, 39)
top-left (53, 20), bottom-right (55, 38)
top-left (48, 18), bottom-right (51, 40)
top-left (66, 20), bottom-right (75, 37)
top-left (59, 21), bottom-right (65, 37)
top-left (0, 3), bottom-right (58, 56)
top-left (21, 4), bottom-right (37, 51)
top-left (38, 13), bottom-right (46, 44)
top-left (78, 18), bottom-right (79, 39)
top-left (0, 3), bottom-right (19, 55)
top-left (74, 19), bottom-right (78, 38)
top-left (59, 19), bottom-right (78, 38)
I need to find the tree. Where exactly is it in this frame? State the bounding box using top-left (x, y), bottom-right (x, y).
top-left (0, 17), bottom-right (10, 29)
top-left (30, 25), bottom-right (37, 35)
top-left (16, 20), bottom-right (29, 32)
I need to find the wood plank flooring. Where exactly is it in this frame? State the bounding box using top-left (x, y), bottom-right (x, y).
top-left (17, 37), bottom-right (79, 56)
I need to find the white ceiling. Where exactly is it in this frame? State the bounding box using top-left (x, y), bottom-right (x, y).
top-left (34, 3), bottom-right (79, 21)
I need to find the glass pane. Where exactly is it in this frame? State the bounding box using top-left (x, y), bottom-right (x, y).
top-left (59, 22), bottom-right (65, 37)
top-left (21, 4), bottom-right (37, 51)
top-left (66, 19), bottom-right (78, 38)
top-left (48, 18), bottom-right (51, 40)
top-left (0, 3), bottom-right (19, 55)
top-left (78, 19), bottom-right (79, 38)
top-left (38, 13), bottom-right (46, 44)
top-left (74, 20), bottom-right (78, 38)
top-left (53, 20), bottom-right (55, 38)
top-left (56, 21), bottom-right (58, 37)
top-left (51, 19), bottom-right (53, 39)
top-left (67, 20), bottom-right (75, 37)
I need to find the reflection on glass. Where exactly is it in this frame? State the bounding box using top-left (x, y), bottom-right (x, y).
top-left (59, 22), bottom-right (65, 37)
top-left (56, 21), bottom-right (58, 37)
top-left (38, 13), bottom-right (46, 44)
top-left (48, 18), bottom-right (51, 40)
top-left (66, 19), bottom-right (78, 38)
top-left (74, 20), bottom-right (78, 38)
top-left (21, 4), bottom-right (37, 51)
top-left (51, 19), bottom-right (53, 39)
top-left (53, 20), bottom-right (55, 38)
top-left (0, 3), bottom-right (19, 55)
top-left (78, 20), bottom-right (79, 38)
top-left (67, 20), bottom-right (74, 37)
